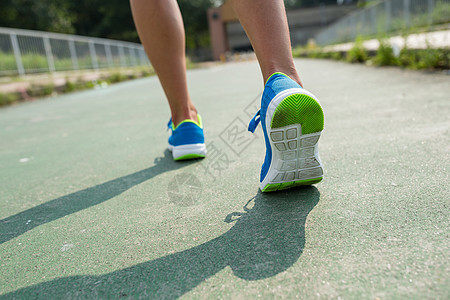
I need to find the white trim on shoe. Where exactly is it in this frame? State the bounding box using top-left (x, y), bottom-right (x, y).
top-left (168, 143), bottom-right (207, 160)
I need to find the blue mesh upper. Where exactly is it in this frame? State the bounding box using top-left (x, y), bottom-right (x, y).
top-left (259, 73), bottom-right (302, 182)
top-left (168, 122), bottom-right (204, 146)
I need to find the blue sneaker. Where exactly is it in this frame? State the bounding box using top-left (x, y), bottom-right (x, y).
top-left (167, 115), bottom-right (206, 160)
top-left (248, 72), bottom-right (324, 192)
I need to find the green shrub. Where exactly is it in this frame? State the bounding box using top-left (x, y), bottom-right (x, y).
top-left (27, 84), bottom-right (54, 97)
top-left (418, 48), bottom-right (449, 69)
top-left (373, 40), bottom-right (398, 66)
top-left (64, 80), bottom-right (76, 93)
top-left (307, 51), bottom-right (319, 58)
top-left (42, 84), bottom-right (54, 96)
top-left (317, 52), bottom-right (330, 59)
top-left (84, 81), bottom-right (95, 89)
top-left (0, 92), bottom-right (20, 106)
top-left (109, 73), bottom-right (127, 83)
top-left (141, 69), bottom-right (151, 77)
top-left (331, 51), bottom-right (344, 60)
top-left (346, 38), bottom-right (369, 63)
top-left (306, 50), bottom-right (326, 59)
top-left (397, 48), bottom-right (449, 69)
top-left (398, 48), bottom-right (419, 68)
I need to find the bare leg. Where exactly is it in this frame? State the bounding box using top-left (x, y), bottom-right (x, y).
top-left (230, 0), bottom-right (303, 86)
top-left (130, 0), bottom-right (197, 127)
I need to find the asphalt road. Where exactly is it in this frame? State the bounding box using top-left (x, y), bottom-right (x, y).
top-left (0, 59), bottom-right (448, 299)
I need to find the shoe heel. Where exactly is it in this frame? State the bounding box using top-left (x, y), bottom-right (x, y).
top-left (261, 92), bottom-right (324, 192)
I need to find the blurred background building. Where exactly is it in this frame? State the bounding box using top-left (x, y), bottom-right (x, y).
top-left (0, 0), bottom-right (448, 75)
top-left (208, 0), bottom-right (357, 60)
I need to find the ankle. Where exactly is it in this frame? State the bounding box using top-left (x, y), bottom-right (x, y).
top-left (285, 72), bottom-right (303, 87)
top-left (172, 106), bottom-right (198, 127)
top-left (264, 67), bottom-right (303, 87)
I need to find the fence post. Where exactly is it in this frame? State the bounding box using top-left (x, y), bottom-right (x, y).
top-left (404, 0), bottom-right (411, 28)
top-left (118, 45), bottom-right (126, 67)
top-left (129, 47), bottom-right (137, 66)
top-left (2, 28), bottom-right (153, 75)
top-left (385, 0), bottom-right (391, 32)
top-left (10, 33), bottom-right (25, 76)
top-left (68, 38), bottom-right (79, 70)
top-left (88, 40), bottom-right (99, 70)
top-left (104, 42), bottom-right (113, 68)
top-left (139, 49), bottom-right (147, 66)
top-left (43, 35), bottom-right (55, 72)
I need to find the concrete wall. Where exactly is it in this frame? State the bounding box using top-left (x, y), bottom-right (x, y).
top-left (288, 5), bottom-right (357, 45)
top-left (209, 4), bottom-right (357, 59)
top-left (207, 7), bottom-right (229, 61)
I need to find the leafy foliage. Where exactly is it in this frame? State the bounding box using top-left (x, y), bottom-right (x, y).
top-left (373, 40), bottom-right (398, 66)
top-left (0, 0), bottom-right (76, 34)
top-left (179, 0), bottom-right (214, 49)
top-left (0, 0), bottom-right (349, 50)
top-left (0, 0), bottom-right (215, 49)
top-left (346, 37), bottom-right (369, 63)
top-left (292, 37), bottom-right (449, 70)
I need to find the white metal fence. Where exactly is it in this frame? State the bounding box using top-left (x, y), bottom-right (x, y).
top-left (0, 27), bottom-right (150, 76)
top-left (315, 0), bottom-right (450, 45)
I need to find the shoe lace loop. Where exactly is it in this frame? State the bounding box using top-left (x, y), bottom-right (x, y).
top-left (248, 109), bottom-right (261, 133)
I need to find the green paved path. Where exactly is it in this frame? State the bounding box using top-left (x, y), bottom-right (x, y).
top-left (0, 59), bottom-right (448, 299)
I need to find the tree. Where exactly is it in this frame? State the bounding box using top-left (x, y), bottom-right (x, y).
top-left (0, 0), bottom-right (76, 33)
top-left (179, 0), bottom-right (215, 50)
top-left (70, 0), bottom-right (138, 41)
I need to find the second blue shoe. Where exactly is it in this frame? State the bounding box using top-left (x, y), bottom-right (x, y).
top-left (167, 115), bottom-right (206, 160)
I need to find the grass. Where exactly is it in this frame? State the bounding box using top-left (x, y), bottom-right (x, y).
top-left (325, 1), bottom-right (450, 45)
top-left (0, 67), bottom-right (156, 107)
top-left (398, 48), bottom-right (449, 69)
top-left (346, 37), bottom-right (369, 63)
top-left (0, 51), bottom-right (149, 76)
top-left (26, 84), bottom-right (55, 98)
top-left (292, 36), bottom-right (449, 71)
top-left (373, 39), bottom-right (398, 66)
top-left (0, 92), bottom-right (20, 107)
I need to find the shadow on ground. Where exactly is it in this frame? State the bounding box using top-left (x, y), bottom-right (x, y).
top-left (0, 150), bottom-right (196, 245)
top-left (3, 181), bottom-right (319, 298)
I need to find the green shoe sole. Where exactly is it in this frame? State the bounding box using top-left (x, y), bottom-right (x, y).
top-left (271, 93), bottom-right (324, 134)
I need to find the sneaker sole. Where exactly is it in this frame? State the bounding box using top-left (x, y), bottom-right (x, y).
top-left (261, 88), bottom-right (324, 192)
top-left (168, 143), bottom-right (206, 161)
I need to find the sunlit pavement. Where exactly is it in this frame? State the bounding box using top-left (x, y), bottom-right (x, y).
top-left (0, 59), bottom-right (448, 298)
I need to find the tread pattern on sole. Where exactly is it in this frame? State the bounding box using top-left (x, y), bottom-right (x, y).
top-left (262, 93), bottom-right (324, 192)
top-left (271, 94), bottom-right (324, 134)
